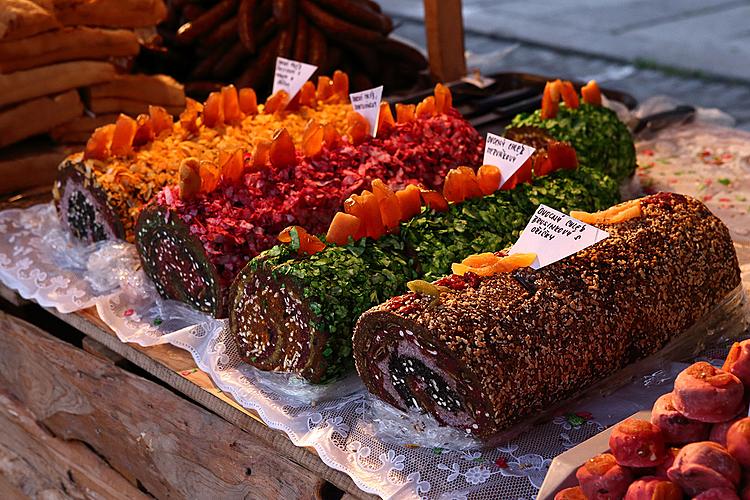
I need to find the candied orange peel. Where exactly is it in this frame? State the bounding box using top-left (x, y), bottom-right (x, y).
top-left (451, 252), bottom-right (537, 277)
top-left (571, 199), bottom-right (642, 225)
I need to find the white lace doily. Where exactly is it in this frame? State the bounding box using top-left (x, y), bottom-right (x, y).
top-left (1, 200), bottom-right (749, 499)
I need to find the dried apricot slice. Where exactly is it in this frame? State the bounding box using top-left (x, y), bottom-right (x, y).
top-left (298, 81), bottom-right (317, 108)
top-left (331, 70), bottom-right (349, 102)
top-left (203, 91), bottom-right (224, 128)
top-left (251, 140), bottom-right (272, 169)
top-left (548, 141), bottom-right (578, 171)
top-left (222, 85), bottom-right (243, 124)
top-left (132, 114), bottom-right (154, 147)
top-left (302, 121), bottom-right (325, 158)
top-left (149, 105), bottom-right (173, 136)
top-left (269, 128), bottom-right (296, 168)
top-left (179, 98), bottom-right (202, 134)
top-left (395, 103), bottom-right (416, 123)
top-left (434, 83), bottom-right (452, 114)
top-left (264, 90), bottom-right (288, 114)
top-left (581, 80), bottom-right (602, 106)
top-left (372, 179), bottom-right (401, 232)
top-left (560, 81), bottom-right (580, 109)
top-left (84, 124), bottom-right (115, 160)
top-left (316, 76), bottom-right (334, 101)
top-left (571, 199), bottom-right (642, 224)
top-left (326, 212), bottom-right (361, 245)
top-left (199, 160), bottom-right (220, 193)
top-left (395, 184), bottom-right (422, 220)
top-left (377, 101), bottom-right (395, 134)
top-left (220, 149), bottom-right (244, 183)
top-left (416, 96), bottom-right (435, 118)
top-left (110, 114), bottom-right (138, 157)
top-left (541, 81), bottom-right (559, 120)
top-left (347, 111), bottom-right (370, 145)
top-left (477, 165), bottom-right (501, 195)
top-left (238, 88), bottom-right (258, 115)
top-left (418, 186), bottom-right (448, 212)
top-left (344, 190), bottom-right (384, 239)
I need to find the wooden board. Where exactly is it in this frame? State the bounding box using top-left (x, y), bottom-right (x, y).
top-left (423, 0), bottom-right (466, 82)
top-left (0, 288), bottom-right (377, 499)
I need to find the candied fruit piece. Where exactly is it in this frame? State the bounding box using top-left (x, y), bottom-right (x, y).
top-left (203, 91), bottom-right (225, 128)
top-left (434, 83), bottom-right (452, 113)
top-left (222, 85), bottom-right (243, 124)
top-left (372, 179), bottom-right (401, 232)
top-left (269, 128), bottom-right (296, 168)
top-left (220, 149), bottom-right (244, 183)
top-left (331, 70), bottom-right (349, 102)
top-left (238, 88), bottom-right (258, 115)
top-left (395, 103), bottom-right (416, 123)
top-left (179, 158), bottom-right (201, 200)
top-left (377, 101), bottom-right (395, 134)
top-left (316, 76), bottom-right (334, 101)
top-left (581, 80), bottom-right (602, 106)
top-left (326, 212), bottom-right (361, 245)
top-left (541, 81), bottom-right (559, 119)
top-left (418, 186), bottom-right (448, 212)
top-left (179, 98), bottom-right (202, 134)
top-left (477, 165), bottom-right (501, 195)
top-left (264, 90), bottom-right (289, 114)
top-left (395, 184), bottom-right (422, 221)
top-left (347, 111), bottom-right (370, 145)
top-left (83, 124), bottom-right (115, 160)
top-left (298, 81), bottom-right (317, 108)
top-left (560, 81), bottom-right (580, 109)
top-left (548, 141), bottom-right (578, 171)
top-left (148, 105), bottom-right (173, 136)
top-left (416, 96), bottom-right (436, 118)
top-left (110, 114), bottom-right (137, 157)
top-left (132, 113), bottom-right (154, 147)
top-left (302, 121), bottom-right (325, 158)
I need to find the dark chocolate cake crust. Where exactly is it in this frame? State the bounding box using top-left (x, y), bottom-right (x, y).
top-left (53, 155), bottom-right (127, 243)
top-left (352, 193), bottom-right (741, 439)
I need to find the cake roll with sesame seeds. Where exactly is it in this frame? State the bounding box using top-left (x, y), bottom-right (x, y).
top-left (352, 193), bottom-right (741, 439)
top-left (228, 163), bottom-right (623, 382)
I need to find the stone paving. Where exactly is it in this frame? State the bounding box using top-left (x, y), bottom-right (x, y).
top-left (380, 1), bottom-right (750, 129)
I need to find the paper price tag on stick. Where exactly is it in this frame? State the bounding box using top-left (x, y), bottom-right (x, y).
top-left (483, 133), bottom-right (535, 187)
top-left (349, 85), bottom-right (383, 137)
top-left (510, 204), bottom-right (609, 269)
top-left (272, 57), bottom-right (317, 99)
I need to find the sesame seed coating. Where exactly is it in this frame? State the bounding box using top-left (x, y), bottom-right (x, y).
top-left (352, 193), bottom-right (741, 439)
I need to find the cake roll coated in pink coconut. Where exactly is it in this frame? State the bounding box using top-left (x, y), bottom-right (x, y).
top-left (672, 362), bottom-right (744, 423)
top-left (651, 392), bottom-right (710, 444)
top-left (727, 417), bottom-right (750, 468)
top-left (575, 453), bottom-right (632, 499)
top-left (623, 476), bottom-right (681, 500)
top-left (667, 441), bottom-right (741, 496)
top-left (352, 194), bottom-right (741, 438)
top-left (609, 419), bottom-right (667, 468)
top-left (654, 448), bottom-right (680, 479)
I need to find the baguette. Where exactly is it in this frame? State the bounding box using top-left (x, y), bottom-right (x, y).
top-left (0, 27), bottom-right (139, 73)
top-left (0, 0), bottom-right (60, 42)
top-left (86, 74), bottom-right (185, 108)
top-left (352, 194), bottom-right (741, 439)
top-left (87, 96), bottom-right (184, 117)
top-left (0, 60), bottom-right (116, 108)
top-left (53, 0), bottom-right (167, 28)
top-left (50, 112), bottom-right (118, 139)
top-left (0, 90), bottom-right (83, 147)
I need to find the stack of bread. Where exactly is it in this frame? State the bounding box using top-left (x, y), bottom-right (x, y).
top-left (0, 0), bottom-right (184, 193)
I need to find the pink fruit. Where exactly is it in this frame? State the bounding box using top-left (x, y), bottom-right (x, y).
top-left (667, 441), bottom-right (741, 496)
top-left (727, 418), bottom-right (750, 468)
top-left (576, 453), bottom-right (633, 499)
top-left (651, 392), bottom-right (710, 444)
top-left (623, 476), bottom-right (682, 500)
top-left (609, 419), bottom-right (667, 468)
top-left (672, 362), bottom-right (744, 423)
top-left (693, 487), bottom-right (740, 500)
top-left (710, 415), bottom-right (743, 447)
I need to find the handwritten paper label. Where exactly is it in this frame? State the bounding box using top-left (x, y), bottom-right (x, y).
top-left (483, 133), bottom-right (535, 187)
top-left (350, 85), bottom-right (383, 137)
top-left (272, 57), bottom-right (317, 99)
top-left (509, 204), bottom-right (609, 269)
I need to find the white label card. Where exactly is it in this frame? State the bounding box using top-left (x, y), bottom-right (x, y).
top-left (509, 204), bottom-right (609, 269)
top-left (272, 57), bottom-right (317, 99)
top-left (483, 133), bottom-right (535, 187)
top-left (349, 85), bottom-right (383, 137)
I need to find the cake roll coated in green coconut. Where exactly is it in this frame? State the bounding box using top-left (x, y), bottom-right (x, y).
top-left (352, 193), bottom-right (741, 439)
top-left (228, 163), bottom-right (620, 383)
top-left (509, 102), bottom-right (636, 181)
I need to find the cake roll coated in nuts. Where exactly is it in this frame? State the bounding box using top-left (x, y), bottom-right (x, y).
top-left (352, 193), bottom-right (740, 439)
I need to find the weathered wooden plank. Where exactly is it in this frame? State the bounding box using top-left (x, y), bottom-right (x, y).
top-left (0, 389), bottom-right (147, 499)
top-left (0, 311), bottom-right (340, 500)
top-left (423, 0), bottom-right (466, 82)
top-left (53, 305), bottom-right (374, 498)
